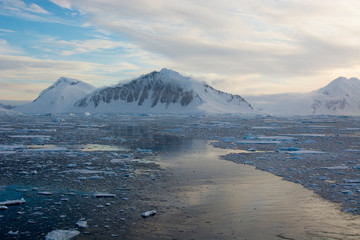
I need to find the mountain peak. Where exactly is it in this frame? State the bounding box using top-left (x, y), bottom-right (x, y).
top-left (316, 76), bottom-right (360, 96)
top-left (136, 68), bottom-right (194, 91)
top-left (53, 77), bottom-right (81, 87)
top-left (74, 69), bottom-right (253, 114)
top-left (15, 77), bottom-right (96, 114)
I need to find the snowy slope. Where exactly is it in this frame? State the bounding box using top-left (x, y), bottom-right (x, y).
top-left (73, 69), bottom-right (254, 114)
top-left (0, 102), bottom-right (15, 109)
top-left (0, 107), bottom-right (22, 116)
top-left (311, 77), bottom-right (360, 115)
top-left (246, 77), bottom-right (360, 116)
top-left (15, 77), bottom-right (96, 114)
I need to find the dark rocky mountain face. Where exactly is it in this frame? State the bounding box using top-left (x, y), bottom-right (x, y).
top-left (74, 69), bottom-right (254, 114)
top-left (75, 70), bottom-right (202, 109)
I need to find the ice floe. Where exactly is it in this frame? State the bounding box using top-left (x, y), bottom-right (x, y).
top-left (0, 198), bottom-right (26, 206)
top-left (321, 165), bottom-right (349, 170)
top-left (75, 219), bottom-right (88, 228)
top-left (141, 210), bottom-right (156, 218)
top-left (93, 193), bottom-right (116, 198)
top-left (45, 230), bottom-right (80, 240)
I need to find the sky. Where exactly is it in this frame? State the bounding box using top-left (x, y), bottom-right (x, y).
top-left (1, 0), bottom-right (360, 100)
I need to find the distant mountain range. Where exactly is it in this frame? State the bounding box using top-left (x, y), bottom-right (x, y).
top-left (246, 76), bottom-right (360, 116)
top-left (7, 69), bottom-right (360, 116)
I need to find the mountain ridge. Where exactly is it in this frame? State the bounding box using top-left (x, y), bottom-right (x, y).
top-left (247, 76), bottom-right (360, 116)
top-left (15, 77), bottom-right (96, 114)
top-left (73, 68), bottom-right (254, 114)
top-left (12, 71), bottom-right (360, 116)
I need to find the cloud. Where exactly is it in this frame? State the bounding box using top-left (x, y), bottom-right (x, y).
top-left (55, 39), bottom-right (135, 56)
top-left (0, 0), bottom-right (78, 25)
top-left (0, 0), bottom-right (49, 17)
top-left (0, 28), bottom-right (15, 33)
top-left (32, 34), bottom-right (171, 72)
top-left (0, 0), bottom-right (49, 14)
top-left (3, 0), bottom-right (360, 96)
top-left (46, 0), bottom-right (360, 83)
top-left (0, 39), bottom-right (23, 54)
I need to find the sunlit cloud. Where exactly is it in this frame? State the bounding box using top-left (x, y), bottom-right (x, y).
top-left (2, 0), bottom-right (360, 99)
top-left (0, 0), bottom-right (51, 22)
top-left (46, 0), bottom-right (360, 91)
top-left (0, 0), bottom-right (50, 14)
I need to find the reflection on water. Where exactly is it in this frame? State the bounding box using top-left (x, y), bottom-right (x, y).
top-left (154, 140), bottom-right (360, 240)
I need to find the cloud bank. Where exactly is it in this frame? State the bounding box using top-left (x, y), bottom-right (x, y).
top-left (2, 0), bottom-right (360, 100)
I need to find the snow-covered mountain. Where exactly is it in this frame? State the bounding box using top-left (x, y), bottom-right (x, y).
top-left (73, 68), bottom-right (254, 114)
top-left (311, 77), bottom-right (360, 115)
top-left (246, 77), bottom-right (360, 116)
top-left (15, 77), bottom-right (96, 114)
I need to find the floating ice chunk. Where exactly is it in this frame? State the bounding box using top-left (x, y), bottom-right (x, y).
top-left (251, 126), bottom-right (279, 129)
top-left (38, 191), bottom-right (52, 195)
top-left (287, 150), bottom-right (326, 154)
top-left (317, 176), bottom-right (327, 181)
top-left (321, 165), bottom-right (348, 170)
top-left (93, 193), bottom-right (116, 198)
top-left (136, 148), bottom-right (152, 153)
top-left (88, 175), bottom-right (104, 180)
top-left (278, 148), bottom-right (326, 154)
top-left (45, 230), bottom-right (80, 240)
top-left (141, 210), bottom-right (156, 218)
top-left (104, 171), bottom-right (116, 176)
top-left (75, 220), bottom-right (88, 228)
top-left (0, 198), bottom-right (26, 206)
top-left (344, 179), bottom-right (360, 183)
